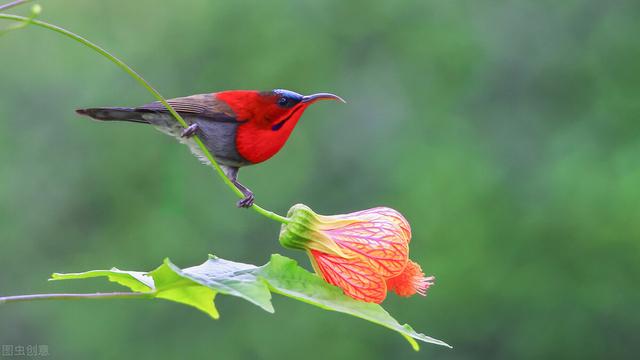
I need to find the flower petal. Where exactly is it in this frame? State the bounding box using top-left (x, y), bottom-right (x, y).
top-left (386, 260), bottom-right (434, 297)
top-left (310, 250), bottom-right (387, 303)
top-left (374, 207), bottom-right (412, 243)
top-left (326, 207), bottom-right (411, 243)
top-left (324, 218), bottom-right (409, 278)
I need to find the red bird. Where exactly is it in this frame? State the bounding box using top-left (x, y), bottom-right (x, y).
top-left (76, 89), bottom-right (344, 207)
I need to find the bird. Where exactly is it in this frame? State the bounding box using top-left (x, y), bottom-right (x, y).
top-left (76, 89), bottom-right (345, 208)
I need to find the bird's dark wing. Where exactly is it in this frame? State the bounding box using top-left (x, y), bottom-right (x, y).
top-left (135, 94), bottom-right (238, 123)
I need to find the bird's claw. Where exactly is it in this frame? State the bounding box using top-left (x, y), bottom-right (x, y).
top-left (181, 123), bottom-right (199, 138)
top-left (236, 194), bottom-right (255, 208)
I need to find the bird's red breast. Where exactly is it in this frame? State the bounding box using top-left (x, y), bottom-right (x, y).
top-left (216, 90), bottom-right (315, 164)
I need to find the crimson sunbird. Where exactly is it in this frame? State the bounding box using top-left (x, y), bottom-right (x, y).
top-left (76, 89), bottom-right (345, 207)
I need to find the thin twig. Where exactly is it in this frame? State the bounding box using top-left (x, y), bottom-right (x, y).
top-left (0, 0), bottom-right (32, 12)
top-left (0, 291), bottom-right (155, 304)
top-left (0, 14), bottom-right (290, 224)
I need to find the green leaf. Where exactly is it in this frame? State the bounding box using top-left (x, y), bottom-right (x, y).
top-left (157, 255), bottom-right (273, 314)
top-left (148, 259), bottom-right (220, 319)
top-left (257, 254), bottom-right (450, 350)
top-left (51, 268), bottom-right (154, 292)
top-left (51, 256), bottom-right (273, 319)
top-left (51, 254), bottom-right (450, 350)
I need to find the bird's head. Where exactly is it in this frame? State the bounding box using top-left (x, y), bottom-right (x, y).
top-left (216, 89), bottom-right (345, 163)
top-left (216, 89), bottom-right (345, 129)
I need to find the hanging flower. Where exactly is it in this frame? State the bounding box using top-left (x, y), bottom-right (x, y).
top-left (279, 204), bottom-right (434, 303)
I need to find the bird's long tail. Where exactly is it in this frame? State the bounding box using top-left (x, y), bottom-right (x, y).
top-left (75, 107), bottom-right (150, 124)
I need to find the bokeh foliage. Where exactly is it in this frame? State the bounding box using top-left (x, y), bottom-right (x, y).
top-left (1, 0), bottom-right (639, 359)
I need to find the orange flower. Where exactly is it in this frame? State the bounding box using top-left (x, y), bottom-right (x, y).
top-left (279, 204), bottom-right (434, 303)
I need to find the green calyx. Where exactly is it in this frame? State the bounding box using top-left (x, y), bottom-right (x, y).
top-left (279, 204), bottom-right (317, 250)
top-left (278, 204), bottom-right (351, 257)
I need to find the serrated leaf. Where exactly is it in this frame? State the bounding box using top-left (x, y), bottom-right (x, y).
top-left (51, 254), bottom-right (449, 350)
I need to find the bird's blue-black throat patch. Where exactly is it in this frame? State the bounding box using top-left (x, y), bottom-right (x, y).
top-left (271, 105), bottom-right (304, 131)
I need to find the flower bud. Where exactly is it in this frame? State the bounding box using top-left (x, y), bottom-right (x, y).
top-left (279, 204), bottom-right (434, 303)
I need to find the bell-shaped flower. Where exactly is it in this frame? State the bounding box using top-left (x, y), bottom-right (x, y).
top-left (279, 204), bottom-right (434, 303)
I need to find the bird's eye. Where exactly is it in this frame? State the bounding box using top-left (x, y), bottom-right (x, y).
top-left (274, 89), bottom-right (303, 108)
top-left (277, 96), bottom-right (290, 107)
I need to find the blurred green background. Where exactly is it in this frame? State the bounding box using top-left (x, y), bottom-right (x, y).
top-left (2, 0), bottom-right (639, 359)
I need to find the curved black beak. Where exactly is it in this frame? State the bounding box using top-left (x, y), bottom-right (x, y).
top-left (301, 93), bottom-right (346, 104)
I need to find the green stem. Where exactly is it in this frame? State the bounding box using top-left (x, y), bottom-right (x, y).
top-left (0, 291), bottom-right (155, 304)
top-left (0, 0), bottom-right (31, 12)
top-left (0, 13), bottom-right (290, 224)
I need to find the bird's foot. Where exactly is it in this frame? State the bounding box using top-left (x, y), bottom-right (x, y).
top-left (180, 123), bottom-right (200, 138)
top-left (236, 193), bottom-right (255, 208)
